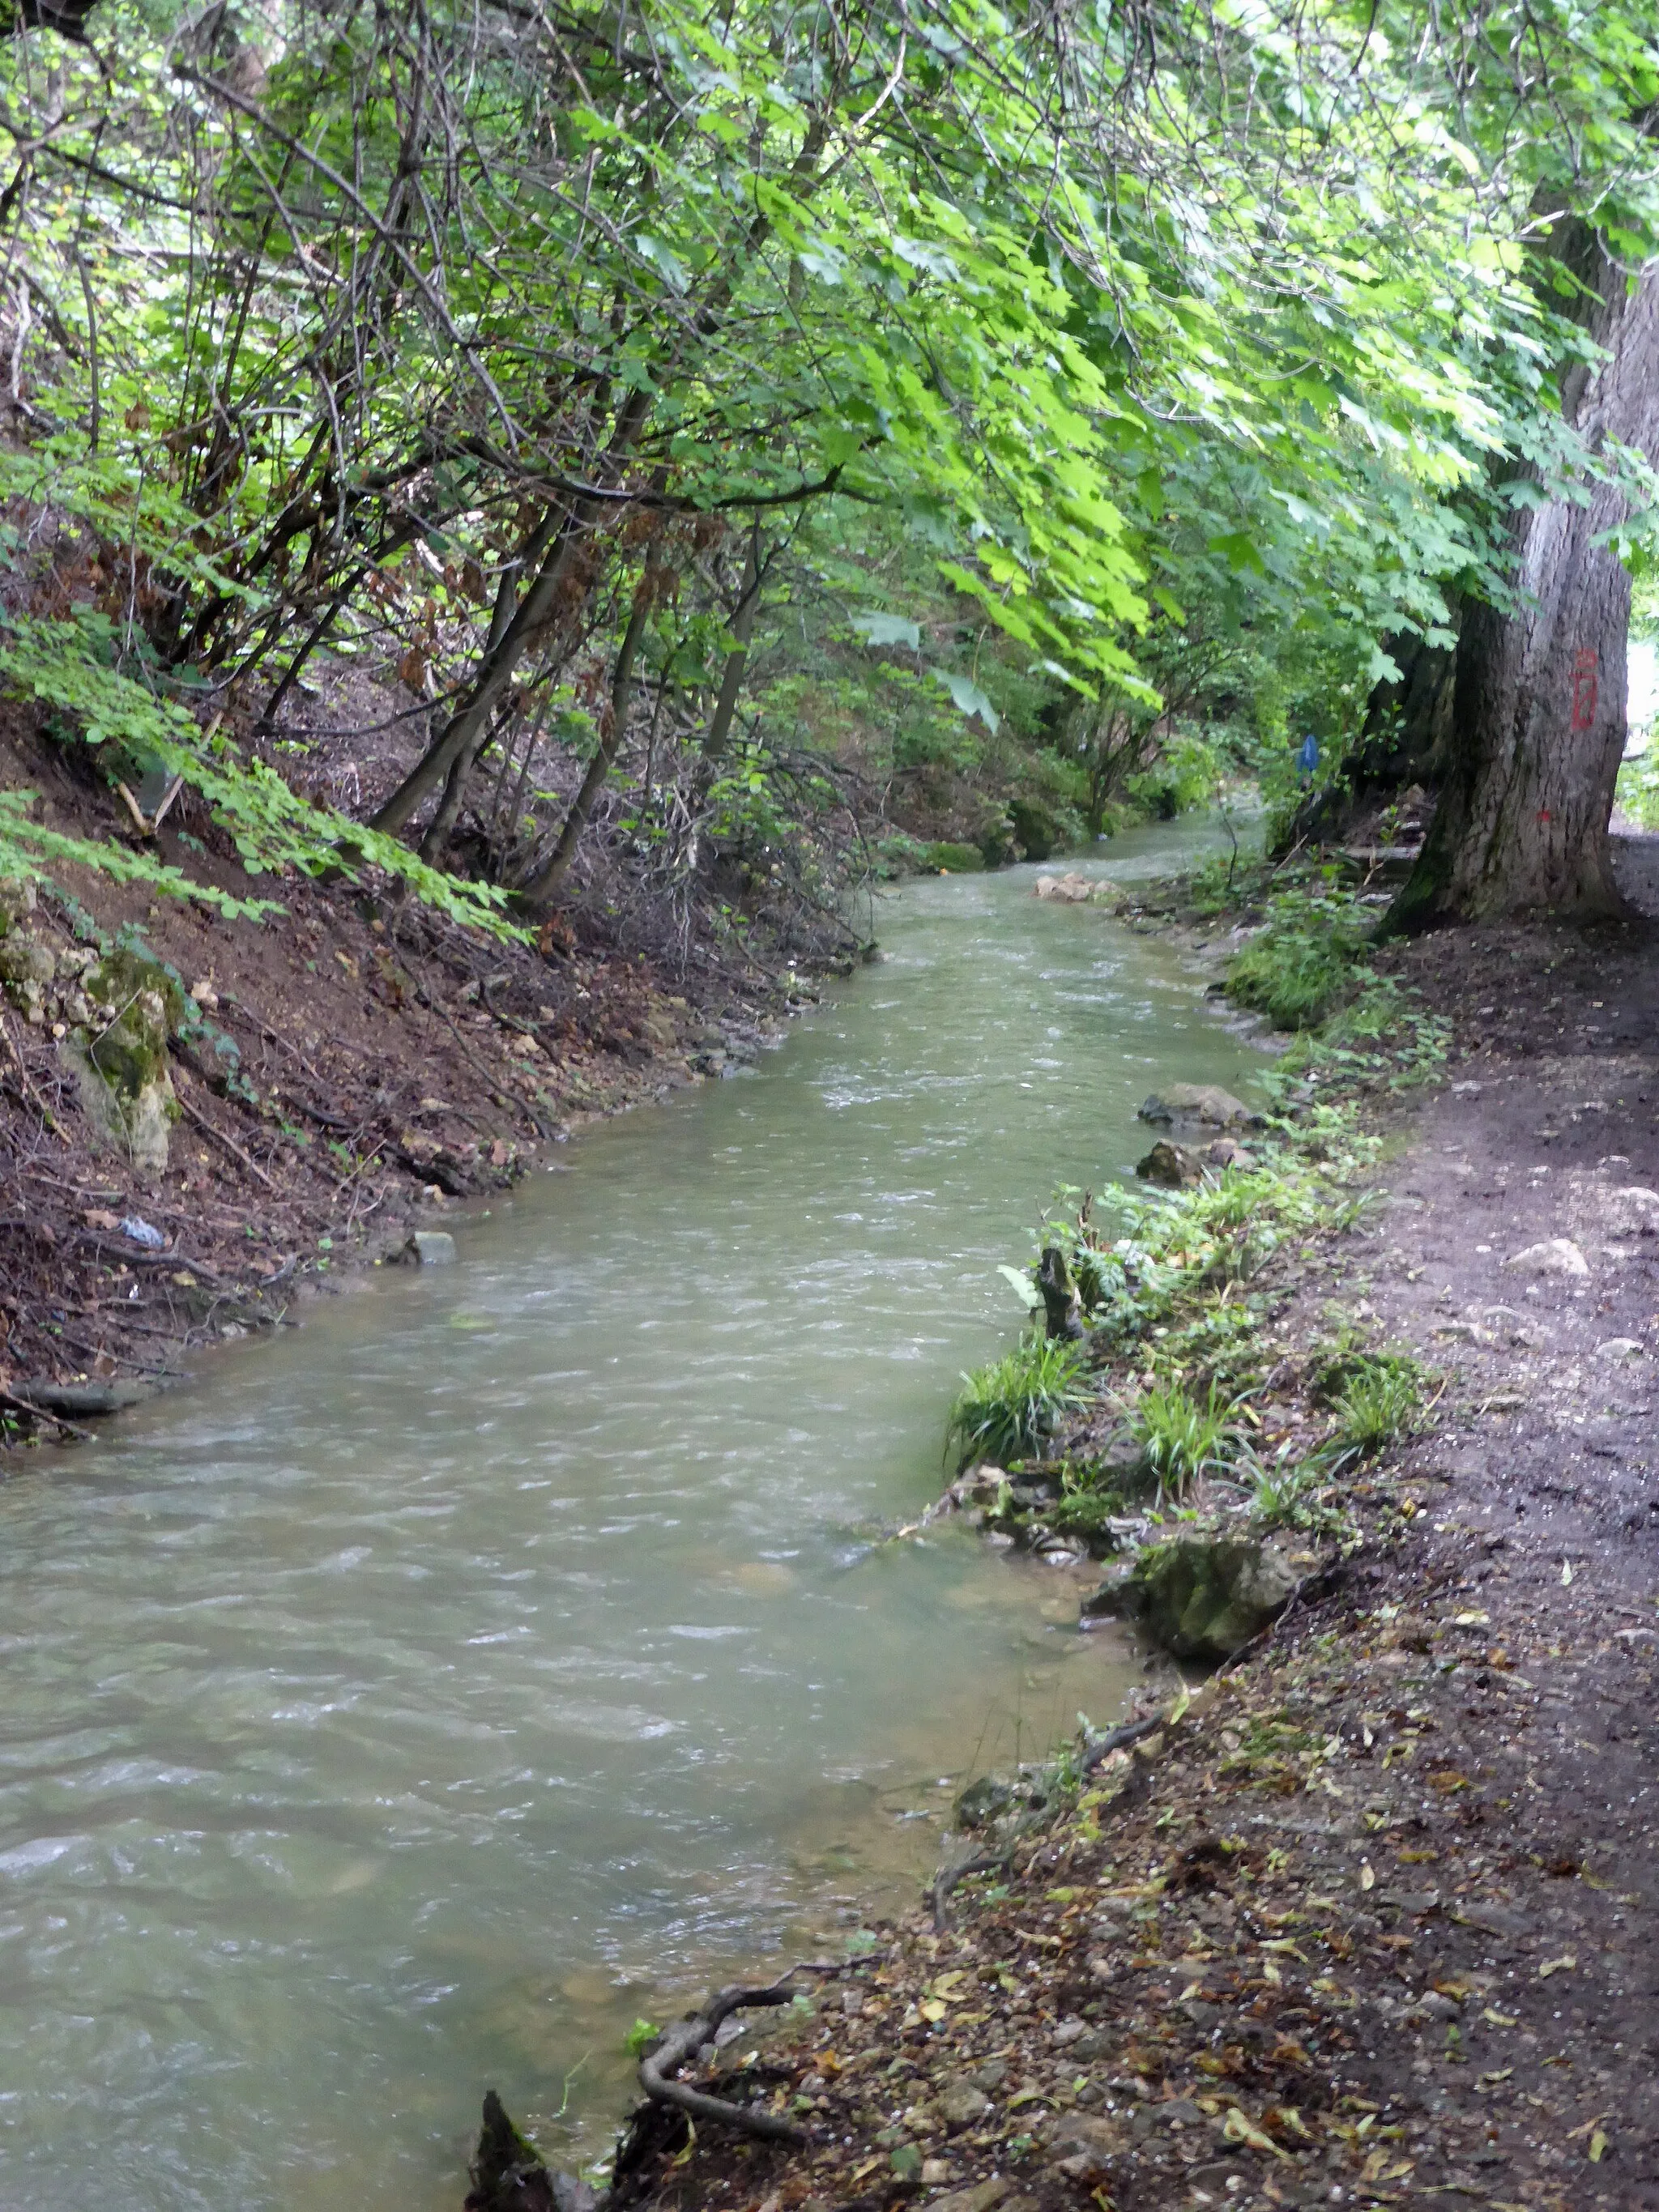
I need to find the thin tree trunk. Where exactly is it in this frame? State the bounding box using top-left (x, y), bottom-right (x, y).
top-left (519, 589), bottom-right (650, 908)
top-left (367, 116), bottom-right (825, 846)
top-left (1393, 249), bottom-right (1659, 926)
top-left (417, 548), bottom-right (541, 863)
top-left (369, 403), bottom-right (647, 838)
top-left (700, 526), bottom-right (766, 765)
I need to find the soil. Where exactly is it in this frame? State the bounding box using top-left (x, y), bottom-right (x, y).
top-left (0, 710), bottom-right (803, 1427)
top-left (593, 831), bottom-right (1659, 2212)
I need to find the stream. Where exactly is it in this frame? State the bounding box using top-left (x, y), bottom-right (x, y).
top-left (0, 822), bottom-right (1268, 2210)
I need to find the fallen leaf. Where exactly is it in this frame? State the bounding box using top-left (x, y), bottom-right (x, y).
top-left (1360, 1862), bottom-right (1375, 1890)
top-left (1537, 1954), bottom-right (1577, 1980)
top-left (1561, 1561), bottom-right (1573, 1586)
top-left (1482, 2009), bottom-right (1518, 2027)
top-left (1589, 2129), bottom-right (1609, 2163)
top-left (1222, 2107), bottom-right (1290, 2161)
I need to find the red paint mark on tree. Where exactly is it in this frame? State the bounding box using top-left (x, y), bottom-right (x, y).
top-left (1538, 809), bottom-right (1552, 824)
top-left (1572, 647), bottom-right (1599, 731)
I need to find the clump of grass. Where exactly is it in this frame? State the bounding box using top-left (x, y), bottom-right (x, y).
top-left (1133, 1381), bottom-right (1243, 1502)
top-left (1307, 1343), bottom-right (1424, 1460)
top-left (1250, 1451), bottom-right (1320, 1529)
top-left (1226, 884), bottom-right (1375, 1030)
top-left (1330, 1364), bottom-right (1421, 1455)
top-left (948, 1334), bottom-right (1089, 1468)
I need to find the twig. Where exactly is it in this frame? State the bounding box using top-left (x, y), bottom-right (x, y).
top-left (1078, 1711), bottom-right (1164, 1774)
top-left (638, 1977), bottom-right (808, 2144)
top-left (933, 1849), bottom-right (1013, 1933)
top-left (177, 1090), bottom-right (279, 1191)
top-left (0, 1387), bottom-right (92, 1440)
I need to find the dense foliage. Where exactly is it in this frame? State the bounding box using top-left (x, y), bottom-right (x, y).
top-left (0, 0), bottom-right (1653, 943)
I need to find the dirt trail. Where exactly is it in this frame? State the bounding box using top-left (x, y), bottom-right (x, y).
top-left (595, 838), bottom-right (1659, 2212)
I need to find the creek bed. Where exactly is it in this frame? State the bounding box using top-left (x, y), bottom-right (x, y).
top-left (0, 823), bottom-right (1265, 2210)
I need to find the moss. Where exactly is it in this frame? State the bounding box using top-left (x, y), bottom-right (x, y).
top-left (84, 947), bottom-right (186, 1032)
top-left (1008, 796), bottom-right (1060, 861)
top-left (923, 840), bottom-right (986, 874)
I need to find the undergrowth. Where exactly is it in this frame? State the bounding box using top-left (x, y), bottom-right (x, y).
top-left (956, 912), bottom-right (1448, 1548)
top-left (947, 1334), bottom-right (1088, 1469)
top-left (1225, 877), bottom-right (1378, 1030)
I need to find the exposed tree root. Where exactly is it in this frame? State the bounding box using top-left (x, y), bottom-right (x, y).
top-left (637, 1978), bottom-right (809, 2145)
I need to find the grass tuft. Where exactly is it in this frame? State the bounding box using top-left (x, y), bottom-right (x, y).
top-left (1133, 1381), bottom-right (1243, 1502)
top-left (948, 1334), bottom-right (1089, 1468)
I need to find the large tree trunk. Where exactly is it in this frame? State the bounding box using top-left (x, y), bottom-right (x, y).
top-left (1392, 250), bottom-right (1659, 927)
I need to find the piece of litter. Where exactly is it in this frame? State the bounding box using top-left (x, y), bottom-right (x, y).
top-left (119, 1216), bottom-right (166, 1249)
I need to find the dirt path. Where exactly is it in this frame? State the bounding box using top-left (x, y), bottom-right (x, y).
top-left (591, 850), bottom-right (1659, 2212)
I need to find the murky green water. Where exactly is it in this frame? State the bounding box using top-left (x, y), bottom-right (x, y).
top-left (0, 825), bottom-right (1267, 2210)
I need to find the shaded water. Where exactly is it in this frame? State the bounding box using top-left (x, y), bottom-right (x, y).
top-left (0, 825), bottom-right (1267, 2210)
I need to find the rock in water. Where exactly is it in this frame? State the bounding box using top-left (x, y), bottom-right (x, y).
top-left (1137, 1083), bottom-right (1260, 1130)
top-left (405, 1230), bottom-right (458, 1265)
top-left (955, 1775), bottom-right (1017, 1830)
top-left (1033, 871), bottom-right (1096, 903)
top-left (1136, 1139), bottom-right (1203, 1189)
top-left (1087, 1537), bottom-right (1299, 1659)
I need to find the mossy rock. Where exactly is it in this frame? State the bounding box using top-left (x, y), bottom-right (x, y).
top-left (85, 947), bottom-right (186, 1031)
top-left (1090, 1536), bottom-right (1299, 1660)
top-left (923, 841), bottom-right (985, 874)
top-left (72, 948), bottom-right (183, 1174)
top-left (1009, 797), bottom-right (1061, 863)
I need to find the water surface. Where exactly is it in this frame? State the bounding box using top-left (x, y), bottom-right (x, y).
top-left (0, 825), bottom-right (1265, 2208)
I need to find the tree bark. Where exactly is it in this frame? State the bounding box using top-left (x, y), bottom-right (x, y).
top-left (700, 526), bottom-right (766, 765)
top-left (1392, 249), bottom-right (1659, 927)
top-left (369, 411), bottom-right (647, 840)
top-left (518, 587), bottom-right (650, 909)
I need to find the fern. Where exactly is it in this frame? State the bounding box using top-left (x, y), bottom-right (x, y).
top-left (0, 614), bottom-right (526, 941)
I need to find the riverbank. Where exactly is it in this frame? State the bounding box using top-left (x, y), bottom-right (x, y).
top-left (0, 722), bottom-right (809, 1430)
top-left (597, 846), bottom-right (1659, 2212)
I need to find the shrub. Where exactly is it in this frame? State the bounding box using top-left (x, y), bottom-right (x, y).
top-left (1226, 883), bottom-right (1375, 1030)
top-left (948, 1334), bottom-right (1089, 1468)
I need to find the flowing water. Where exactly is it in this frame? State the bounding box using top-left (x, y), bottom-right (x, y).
top-left (0, 823), bottom-right (1268, 2210)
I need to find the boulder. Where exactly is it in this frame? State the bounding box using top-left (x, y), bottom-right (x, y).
top-left (404, 1230), bottom-right (457, 1265)
top-left (1137, 1083), bottom-right (1260, 1130)
top-left (1205, 1136), bottom-right (1252, 1170)
top-left (66, 949), bottom-right (185, 1174)
top-left (955, 1775), bottom-right (1017, 1830)
top-left (1136, 1139), bottom-right (1203, 1189)
top-left (1503, 1237), bottom-right (1589, 1279)
top-left (1033, 872), bottom-right (1096, 903)
top-left (1087, 1536), bottom-right (1299, 1660)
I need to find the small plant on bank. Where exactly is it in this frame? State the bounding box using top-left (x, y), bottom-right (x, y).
top-left (1330, 1364), bottom-right (1422, 1457)
top-left (948, 1333), bottom-right (1089, 1468)
top-left (1226, 880), bottom-right (1375, 1030)
top-left (1133, 1382), bottom-right (1244, 1502)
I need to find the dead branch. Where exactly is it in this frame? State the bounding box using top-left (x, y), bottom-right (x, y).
top-left (638, 1977), bottom-right (808, 2143)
